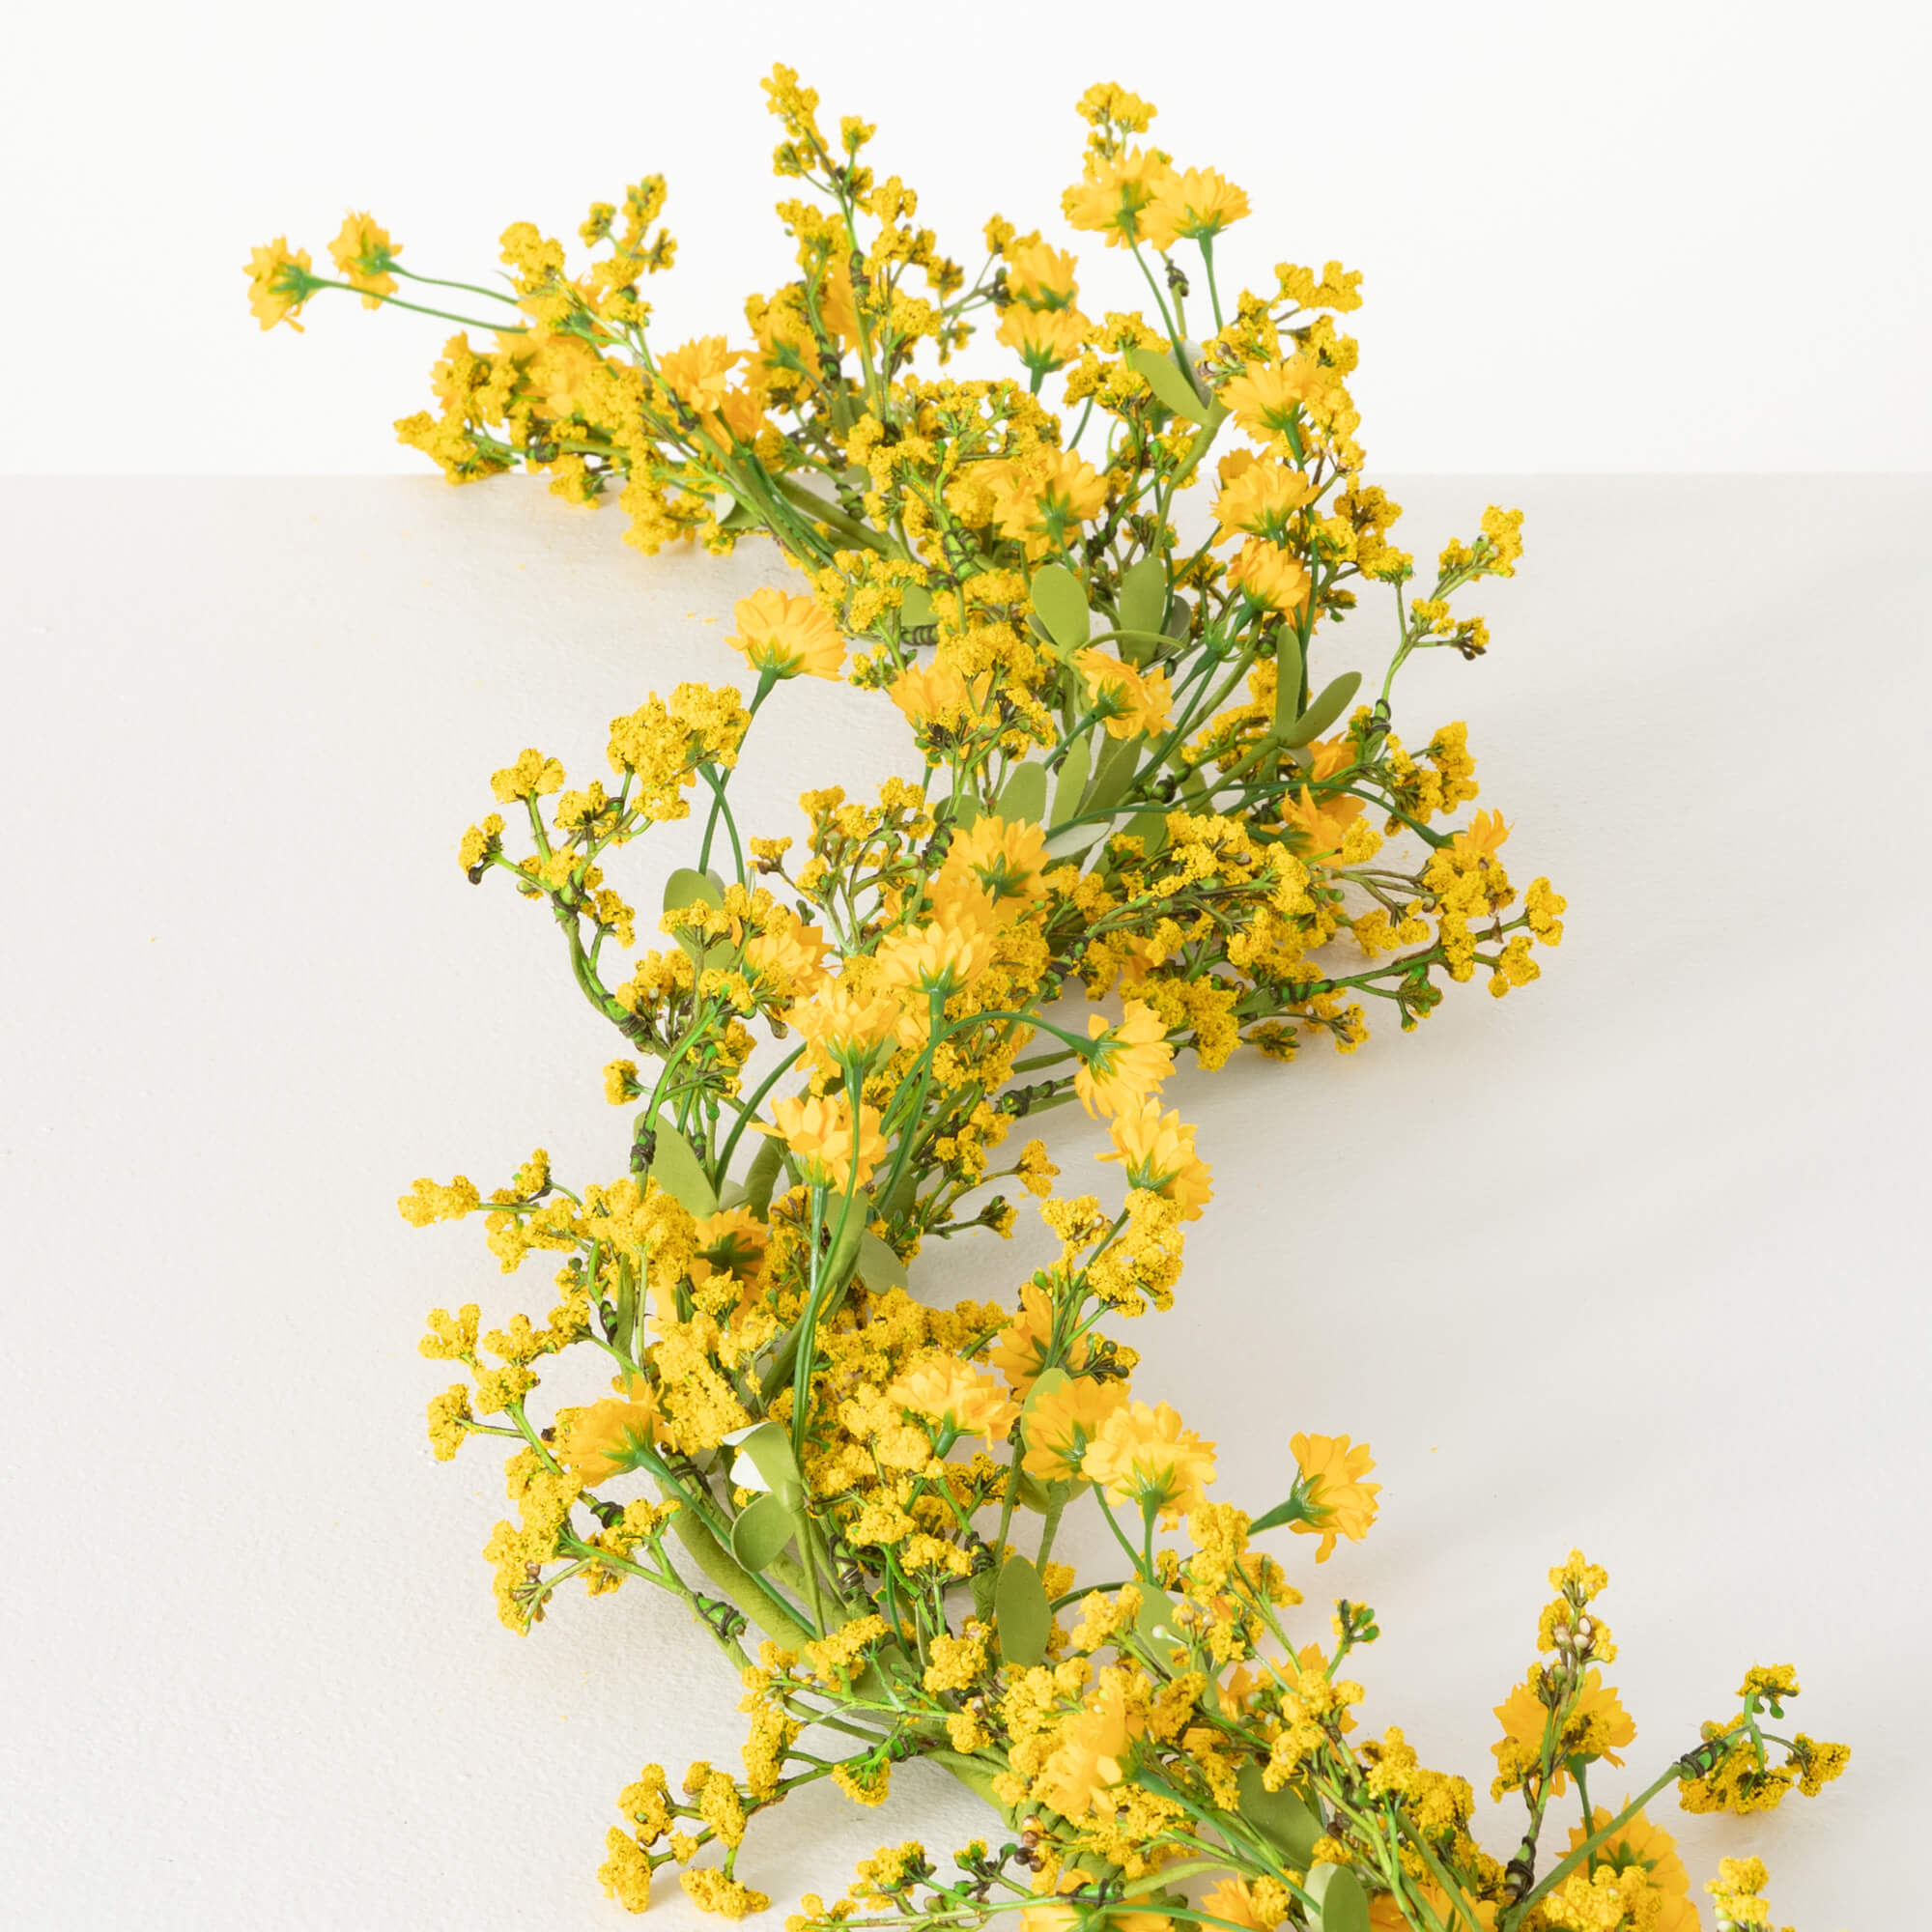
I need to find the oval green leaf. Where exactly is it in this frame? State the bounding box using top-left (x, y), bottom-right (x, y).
top-left (1052, 737), bottom-right (1093, 827)
top-left (742, 1132), bottom-right (785, 1216)
top-left (1133, 1585), bottom-right (1183, 1650)
top-left (1125, 346), bottom-right (1211, 422)
top-left (1122, 810), bottom-right (1169, 858)
top-left (1029, 564), bottom-right (1092, 655)
top-left (898, 584), bottom-right (935, 629)
top-left (857, 1228), bottom-right (907, 1293)
top-left (997, 761), bottom-right (1049, 826)
top-left (1278, 671), bottom-right (1362, 750)
top-left (729, 1490), bottom-right (799, 1573)
top-left (1086, 732), bottom-right (1142, 814)
top-left (1272, 635), bottom-right (1307, 736)
top-left (1235, 1763), bottom-right (1321, 1866)
top-left (646, 1117), bottom-right (718, 1217)
top-left (738, 1421), bottom-right (802, 1492)
top-left (664, 867), bottom-right (725, 915)
top-left (1118, 555), bottom-right (1168, 638)
top-left (1305, 1862), bottom-right (1369, 1932)
top-left (970, 1564), bottom-right (1000, 1621)
top-left (995, 1554), bottom-right (1052, 1666)
top-left (1022, 1366), bottom-right (1071, 1414)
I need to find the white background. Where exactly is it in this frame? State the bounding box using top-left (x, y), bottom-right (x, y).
top-left (4, 1), bottom-right (1929, 1926)
top-left (3, 0), bottom-right (1930, 473)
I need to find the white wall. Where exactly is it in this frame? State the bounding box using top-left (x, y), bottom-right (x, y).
top-left (6, 0), bottom-right (1926, 474)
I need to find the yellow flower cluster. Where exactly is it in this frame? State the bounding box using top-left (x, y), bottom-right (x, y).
top-left (259, 62), bottom-right (1847, 1932)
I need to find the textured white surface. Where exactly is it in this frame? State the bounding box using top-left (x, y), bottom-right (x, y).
top-left (3, 476), bottom-right (1925, 1930)
top-left (6, 0), bottom-right (1932, 473)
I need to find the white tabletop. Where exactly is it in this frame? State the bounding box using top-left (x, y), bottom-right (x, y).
top-left (4, 475), bottom-right (1923, 1929)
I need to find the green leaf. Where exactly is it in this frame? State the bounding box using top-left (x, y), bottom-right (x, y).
top-left (1118, 556), bottom-right (1168, 638)
top-left (1125, 346), bottom-right (1211, 422)
top-left (899, 584), bottom-right (936, 630)
top-left (1305, 1862), bottom-right (1369, 1932)
top-left (1014, 1471), bottom-right (1054, 1514)
top-left (1235, 1764), bottom-right (1322, 1866)
top-left (995, 1555), bottom-right (1052, 1666)
top-left (1278, 671), bottom-right (1362, 750)
top-left (1133, 1585), bottom-right (1183, 1650)
top-left (1271, 635), bottom-right (1306, 737)
top-left (742, 1133), bottom-right (785, 1216)
top-left (664, 867), bottom-right (725, 915)
top-left (1114, 628), bottom-right (1170, 668)
top-left (970, 1565), bottom-right (999, 1620)
top-left (1163, 594), bottom-right (1192, 641)
top-left (826, 1210), bottom-right (867, 1288)
top-left (664, 867), bottom-right (728, 966)
top-left (952, 794), bottom-right (982, 832)
top-left (1022, 1367), bottom-right (1070, 1413)
top-left (997, 762), bottom-right (1049, 826)
top-left (1051, 737), bottom-right (1092, 827)
top-left (1122, 810), bottom-right (1169, 858)
top-left (1085, 732), bottom-right (1143, 817)
top-left (857, 1229), bottom-right (907, 1293)
top-left (645, 1117), bottom-right (718, 1216)
top-left (1029, 564), bottom-right (1091, 655)
top-left (729, 1491), bottom-right (799, 1574)
top-left (737, 1421), bottom-right (803, 1492)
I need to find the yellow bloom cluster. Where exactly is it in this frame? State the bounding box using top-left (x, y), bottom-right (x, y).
top-left (260, 62), bottom-right (1846, 1932)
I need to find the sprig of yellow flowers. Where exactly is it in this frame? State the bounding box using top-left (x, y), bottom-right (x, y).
top-left (257, 67), bottom-right (1845, 1932)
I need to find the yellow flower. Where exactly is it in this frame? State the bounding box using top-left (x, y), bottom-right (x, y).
top-left (1202, 1879), bottom-right (1274, 1932)
top-left (1492, 1668), bottom-right (1635, 1793)
top-left (560, 1387), bottom-right (664, 1484)
top-left (1038, 1678), bottom-right (1143, 1816)
top-left (1288, 1433), bottom-right (1380, 1560)
top-left (938, 814), bottom-right (1052, 923)
top-left (990, 1283), bottom-right (1090, 1393)
top-left (997, 304), bottom-right (1091, 374)
top-left (1062, 147), bottom-right (1175, 247)
top-left (886, 1352), bottom-right (1019, 1441)
top-left (1226, 539), bottom-right (1312, 614)
top-left (1023, 1374), bottom-right (1127, 1479)
top-left (1564, 1806), bottom-right (1696, 1932)
top-left (1141, 167), bottom-right (1250, 251)
top-left (1450, 809), bottom-right (1511, 861)
top-left (1706, 1858), bottom-right (1776, 1931)
top-left (689, 1208), bottom-right (769, 1299)
top-left (327, 210), bottom-right (400, 307)
top-left (789, 979), bottom-right (900, 1074)
top-left (1099, 1099), bottom-right (1212, 1218)
top-left (1370, 1892), bottom-right (1495, 1931)
top-left (876, 906), bottom-right (997, 998)
top-left (1082, 1398), bottom-right (1216, 1519)
top-left (889, 660), bottom-right (988, 730)
top-left (1071, 649), bottom-right (1174, 739)
top-left (1279, 785), bottom-right (1364, 866)
top-left (1006, 241), bottom-right (1080, 308)
top-left (989, 449), bottom-right (1108, 547)
top-left (742, 904), bottom-right (829, 994)
top-left (1212, 456), bottom-right (1316, 546)
top-left (659, 334), bottom-right (741, 423)
top-left (1075, 1000), bottom-right (1173, 1119)
top-left (766, 1092), bottom-right (887, 1192)
top-left (1218, 356), bottom-right (1331, 443)
top-left (727, 586), bottom-right (845, 680)
top-left (244, 238), bottom-right (316, 331)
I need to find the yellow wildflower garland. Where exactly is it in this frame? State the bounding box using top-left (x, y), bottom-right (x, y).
top-left (256, 66), bottom-right (1847, 1932)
